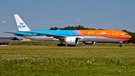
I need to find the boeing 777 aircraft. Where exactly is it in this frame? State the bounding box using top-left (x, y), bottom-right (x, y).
top-left (4, 14), bottom-right (132, 47)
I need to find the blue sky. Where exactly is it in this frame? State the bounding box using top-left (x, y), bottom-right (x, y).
top-left (0, 0), bottom-right (135, 36)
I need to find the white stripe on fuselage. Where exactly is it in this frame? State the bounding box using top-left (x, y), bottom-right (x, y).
top-left (21, 36), bottom-right (128, 42)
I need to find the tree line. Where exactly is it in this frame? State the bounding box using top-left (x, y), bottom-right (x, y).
top-left (50, 25), bottom-right (135, 43)
top-left (50, 25), bottom-right (101, 30)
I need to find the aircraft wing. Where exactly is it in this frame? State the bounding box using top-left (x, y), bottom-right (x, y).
top-left (4, 31), bottom-right (66, 39)
top-left (3, 31), bottom-right (24, 36)
top-left (24, 31), bottom-right (66, 39)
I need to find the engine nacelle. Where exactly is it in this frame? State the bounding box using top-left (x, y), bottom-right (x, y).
top-left (65, 37), bottom-right (79, 45)
top-left (83, 41), bottom-right (96, 45)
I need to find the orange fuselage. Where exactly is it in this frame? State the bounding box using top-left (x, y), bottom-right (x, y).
top-left (78, 30), bottom-right (131, 39)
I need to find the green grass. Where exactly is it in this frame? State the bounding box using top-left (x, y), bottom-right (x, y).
top-left (0, 46), bottom-right (135, 76)
top-left (9, 41), bottom-right (135, 47)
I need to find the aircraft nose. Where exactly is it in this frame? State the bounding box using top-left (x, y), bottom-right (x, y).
top-left (127, 35), bottom-right (132, 39)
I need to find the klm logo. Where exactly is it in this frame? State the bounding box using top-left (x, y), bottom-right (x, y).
top-left (18, 23), bottom-right (26, 28)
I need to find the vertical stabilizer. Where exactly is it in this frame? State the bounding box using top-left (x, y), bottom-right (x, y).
top-left (14, 14), bottom-right (30, 31)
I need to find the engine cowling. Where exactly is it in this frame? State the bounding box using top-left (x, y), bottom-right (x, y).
top-left (65, 37), bottom-right (79, 45)
top-left (83, 41), bottom-right (96, 45)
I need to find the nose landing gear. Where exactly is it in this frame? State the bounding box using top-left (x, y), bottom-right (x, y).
top-left (119, 41), bottom-right (123, 47)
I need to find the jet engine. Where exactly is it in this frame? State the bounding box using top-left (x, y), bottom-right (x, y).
top-left (65, 37), bottom-right (79, 45)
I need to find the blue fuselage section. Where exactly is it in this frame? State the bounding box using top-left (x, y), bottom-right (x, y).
top-left (15, 30), bottom-right (79, 36)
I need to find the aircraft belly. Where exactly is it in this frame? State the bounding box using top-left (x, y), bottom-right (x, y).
top-left (21, 36), bottom-right (128, 42)
top-left (81, 36), bottom-right (128, 42)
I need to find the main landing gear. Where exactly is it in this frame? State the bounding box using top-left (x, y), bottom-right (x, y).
top-left (57, 41), bottom-right (66, 46)
top-left (57, 44), bottom-right (76, 46)
top-left (57, 41), bottom-right (76, 46)
top-left (57, 44), bottom-right (66, 46)
top-left (67, 45), bottom-right (75, 47)
top-left (119, 41), bottom-right (123, 47)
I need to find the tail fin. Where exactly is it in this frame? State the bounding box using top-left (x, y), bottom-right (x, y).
top-left (14, 14), bottom-right (30, 31)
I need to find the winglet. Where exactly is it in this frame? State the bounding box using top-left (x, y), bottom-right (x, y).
top-left (14, 14), bottom-right (30, 31)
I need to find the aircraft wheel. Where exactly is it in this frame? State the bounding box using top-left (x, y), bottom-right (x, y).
top-left (67, 45), bottom-right (76, 47)
top-left (57, 44), bottom-right (66, 46)
top-left (119, 43), bottom-right (122, 47)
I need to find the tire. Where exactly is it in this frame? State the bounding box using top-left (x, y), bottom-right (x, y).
top-left (119, 44), bottom-right (122, 47)
top-left (57, 44), bottom-right (66, 46)
top-left (67, 45), bottom-right (76, 47)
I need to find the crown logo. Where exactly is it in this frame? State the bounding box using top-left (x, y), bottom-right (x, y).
top-left (18, 23), bottom-right (26, 28)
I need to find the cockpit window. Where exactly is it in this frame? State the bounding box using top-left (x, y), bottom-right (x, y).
top-left (125, 34), bottom-right (129, 35)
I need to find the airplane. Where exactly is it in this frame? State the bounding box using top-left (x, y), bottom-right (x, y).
top-left (4, 14), bottom-right (132, 47)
